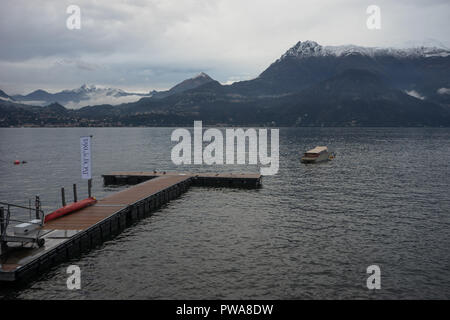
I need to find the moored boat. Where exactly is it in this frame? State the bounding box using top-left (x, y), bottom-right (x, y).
top-left (301, 146), bottom-right (333, 163)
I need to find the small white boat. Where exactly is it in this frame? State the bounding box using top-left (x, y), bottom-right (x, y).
top-left (301, 146), bottom-right (334, 163)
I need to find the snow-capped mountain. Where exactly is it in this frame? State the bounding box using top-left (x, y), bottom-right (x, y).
top-left (11, 84), bottom-right (151, 109)
top-left (279, 40), bottom-right (450, 60)
top-left (230, 40), bottom-right (450, 104)
top-left (64, 84), bottom-right (133, 97)
top-left (2, 40), bottom-right (450, 127)
top-left (9, 73), bottom-right (216, 108)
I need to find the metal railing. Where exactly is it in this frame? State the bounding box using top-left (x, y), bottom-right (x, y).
top-left (0, 196), bottom-right (46, 252)
top-left (0, 197), bottom-right (45, 225)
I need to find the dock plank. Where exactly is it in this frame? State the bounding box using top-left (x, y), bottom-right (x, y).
top-left (43, 175), bottom-right (191, 230)
top-left (99, 175), bottom-right (190, 205)
top-left (106, 171), bottom-right (261, 179)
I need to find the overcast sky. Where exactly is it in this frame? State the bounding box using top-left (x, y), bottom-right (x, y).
top-left (0, 0), bottom-right (449, 94)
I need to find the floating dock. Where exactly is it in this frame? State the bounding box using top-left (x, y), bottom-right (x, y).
top-left (102, 171), bottom-right (262, 188)
top-left (0, 171), bottom-right (261, 282)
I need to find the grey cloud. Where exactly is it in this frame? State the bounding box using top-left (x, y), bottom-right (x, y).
top-left (0, 0), bottom-right (449, 94)
top-left (55, 58), bottom-right (100, 71)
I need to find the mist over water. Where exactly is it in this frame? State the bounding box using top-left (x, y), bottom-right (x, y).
top-left (0, 127), bottom-right (449, 299)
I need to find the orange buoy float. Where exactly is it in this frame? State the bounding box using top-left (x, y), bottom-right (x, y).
top-left (44, 197), bottom-right (97, 223)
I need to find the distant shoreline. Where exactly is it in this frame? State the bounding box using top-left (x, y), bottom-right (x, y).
top-left (2, 125), bottom-right (450, 129)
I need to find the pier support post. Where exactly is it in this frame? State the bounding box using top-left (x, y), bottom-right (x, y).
top-left (88, 179), bottom-right (92, 198)
top-left (35, 196), bottom-right (41, 220)
top-left (0, 207), bottom-right (7, 254)
top-left (0, 207), bottom-right (4, 235)
top-left (73, 184), bottom-right (78, 202)
top-left (61, 187), bottom-right (66, 207)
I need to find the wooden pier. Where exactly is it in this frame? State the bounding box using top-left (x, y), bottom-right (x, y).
top-left (102, 171), bottom-right (262, 188)
top-left (0, 171), bottom-right (261, 282)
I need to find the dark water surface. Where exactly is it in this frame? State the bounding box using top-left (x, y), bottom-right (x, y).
top-left (0, 127), bottom-right (449, 299)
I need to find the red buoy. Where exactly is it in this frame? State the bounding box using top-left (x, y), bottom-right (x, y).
top-left (14, 160), bottom-right (20, 165)
top-left (44, 197), bottom-right (97, 223)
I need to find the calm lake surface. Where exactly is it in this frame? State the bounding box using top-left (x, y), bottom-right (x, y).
top-left (0, 127), bottom-right (449, 299)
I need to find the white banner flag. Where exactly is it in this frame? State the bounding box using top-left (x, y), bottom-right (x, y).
top-left (80, 136), bottom-right (92, 179)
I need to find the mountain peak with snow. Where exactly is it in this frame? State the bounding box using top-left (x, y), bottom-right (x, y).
top-left (187, 72), bottom-right (214, 82)
top-left (279, 40), bottom-right (450, 61)
top-left (70, 84), bottom-right (96, 93)
top-left (281, 40), bottom-right (324, 58)
top-left (9, 84), bottom-right (151, 108)
top-left (193, 72), bottom-right (213, 80)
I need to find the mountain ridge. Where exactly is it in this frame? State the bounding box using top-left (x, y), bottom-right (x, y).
top-left (1, 40), bottom-right (450, 127)
top-left (279, 40), bottom-right (450, 60)
top-left (11, 85), bottom-right (152, 108)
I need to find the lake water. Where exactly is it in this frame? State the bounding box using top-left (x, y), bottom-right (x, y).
top-left (0, 127), bottom-right (449, 299)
